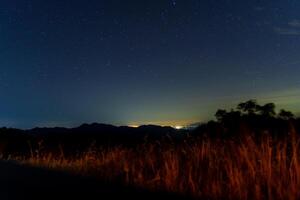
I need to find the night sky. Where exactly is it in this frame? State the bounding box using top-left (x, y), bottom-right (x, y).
top-left (1, 0), bottom-right (300, 128)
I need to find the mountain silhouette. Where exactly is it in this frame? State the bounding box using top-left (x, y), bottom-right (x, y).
top-left (0, 123), bottom-right (186, 156)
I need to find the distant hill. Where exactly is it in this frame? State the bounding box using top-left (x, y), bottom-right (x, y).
top-left (0, 123), bottom-right (187, 156)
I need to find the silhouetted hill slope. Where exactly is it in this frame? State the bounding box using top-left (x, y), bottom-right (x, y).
top-left (0, 123), bottom-right (186, 156)
top-left (192, 116), bottom-right (300, 139)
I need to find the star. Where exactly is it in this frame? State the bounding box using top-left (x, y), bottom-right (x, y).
top-left (171, 0), bottom-right (176, 7)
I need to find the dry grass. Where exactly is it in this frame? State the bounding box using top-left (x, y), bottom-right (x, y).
top-left (11, 128), bottom-right (300, 199)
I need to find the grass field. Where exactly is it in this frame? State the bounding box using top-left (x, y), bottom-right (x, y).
top-left (10, 128), bottom-right (300, 200)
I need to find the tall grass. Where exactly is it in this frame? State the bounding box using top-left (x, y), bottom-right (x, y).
top-left (12, 129), bottom-right (300, 199)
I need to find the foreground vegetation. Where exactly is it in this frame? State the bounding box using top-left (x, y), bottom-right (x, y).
top-left (8, 127), bottom-right (298, 200)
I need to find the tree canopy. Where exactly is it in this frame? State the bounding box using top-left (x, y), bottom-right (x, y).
top-left (215, 100), bottom-right (294, 122)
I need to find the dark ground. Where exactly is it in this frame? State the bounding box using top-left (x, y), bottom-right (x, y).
top-left (0, 161), bottom-right (190, 200)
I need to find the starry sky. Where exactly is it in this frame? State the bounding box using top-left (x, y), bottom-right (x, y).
top-left (1, 0), bottom-right (300, 128)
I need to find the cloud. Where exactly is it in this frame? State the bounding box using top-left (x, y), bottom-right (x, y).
top-left (274, 19), bottom-right (300, 36)
top-left (288, 20), bottom-right (300, 28)
top-left (274, 27), bottom-right (300, 35)
top-left (254, 6), bottom-right (264, 11)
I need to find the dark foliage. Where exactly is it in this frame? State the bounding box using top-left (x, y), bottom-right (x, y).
top-left (193, 100), bottom-right (299, 139)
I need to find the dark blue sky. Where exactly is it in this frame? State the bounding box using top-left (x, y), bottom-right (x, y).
top-left (1, 0), bottom-right (300, 128)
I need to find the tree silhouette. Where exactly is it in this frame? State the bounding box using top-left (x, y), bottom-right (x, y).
top-left (215, 109), bottom-right (227, 122)
top-left (278, 109), bottom-right (294, 120)
top-left (237, 99), bottom-right (258, 115)
top-left (257, 103), bottom-right (276, 117)
top-left (226, 109), bottom-right (242, 120)
top-left (206, 100), bottom-right (298, 139)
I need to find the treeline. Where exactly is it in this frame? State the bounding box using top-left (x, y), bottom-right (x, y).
top-left (193, 99), bottom-right (299, 139)
top-left (215, 99), bottom-right (294, 121)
